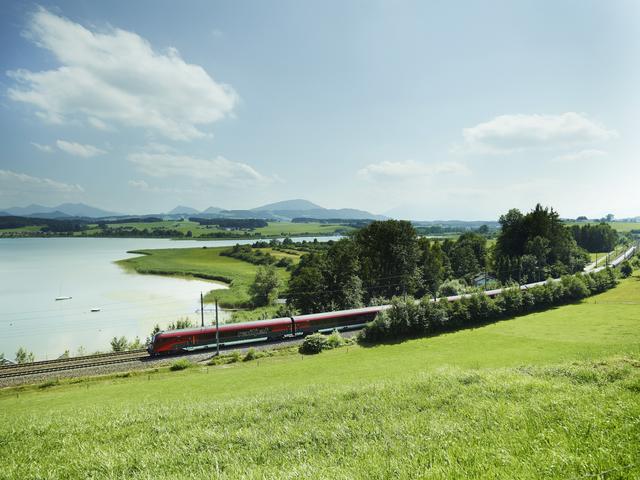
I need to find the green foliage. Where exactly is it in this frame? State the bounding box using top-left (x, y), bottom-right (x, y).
top-left (620, 261), bottom-right (633, 278)
top-left (325, 330), bottom-right (347, 349)
top-left (299, 333), bottom-right (328, 354)
top-left (437, 279), bottom-right (466, 297)
top-left (570, 223), bottom-right (619, 252)
top-left (418, 238), bottom-right (445, 297)
top-left (249, 265), bottom-right (282, 307)
top-left (243, 348), bottom-right (260, 362)
top-left (495, 204), bottom-right (589, 282)
top-left (110, 336), bottom-right (128, 352)
top-left (167, 318), bottom-right (194, 331)
top-left (354, 220), bottom-right (421, 299)
top-left (169, 359), bottom-right (192, 371)
top-left (146, 324), bottom-right (161, 345)
top-left (360, 270), bottom-right (617, 343)
top-left (288, 239), bottom-right (364, 314)
top-left (15, 347), bottom-right (35, 364)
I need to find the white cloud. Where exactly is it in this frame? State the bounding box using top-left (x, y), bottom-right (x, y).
top-left (8, 8), bottom-right (238, 140)
top-left (128, 179), bottom-right (150, 190)
top-left (553, 149), bottom-right (608, 162)
top-left (0, 169), bottom-right (84, 195)
top-left (459, 113), bottom-right (618, 154)
top-left (127, 150), bottom-right (278, 187)
top-left (357, 160), bottom-right (470, 181)
top-left (87, 117), bottom-right (111, 131)
top-left (31, 142), bottom-right (53, 153)
top-left (56, 140), bottom-right (106, 158)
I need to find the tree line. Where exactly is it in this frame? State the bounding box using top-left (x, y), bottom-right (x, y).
top-left (282, 204), bottom-right (622, 315)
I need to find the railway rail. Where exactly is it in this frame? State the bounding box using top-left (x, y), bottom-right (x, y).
top-left (0, 351), bottom-right (148, 379)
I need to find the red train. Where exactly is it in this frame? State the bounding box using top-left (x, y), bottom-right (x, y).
top-left (147, 306), bottom-right (385, 355)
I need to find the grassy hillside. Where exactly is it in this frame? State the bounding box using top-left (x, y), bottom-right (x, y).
top-left (117, 246), bottom-right (297, 307)
top-left (1, 275), bottom-right (639, 478)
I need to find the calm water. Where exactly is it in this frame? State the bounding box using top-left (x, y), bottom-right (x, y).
top-left (0, 236), bottom-right (337, 360)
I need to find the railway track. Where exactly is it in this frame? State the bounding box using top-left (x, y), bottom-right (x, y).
top-left (0, 351), bottom-right (149, 379)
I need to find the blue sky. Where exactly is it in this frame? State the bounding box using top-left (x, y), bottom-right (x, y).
top-left (0, 0), bottom-right (638, 219)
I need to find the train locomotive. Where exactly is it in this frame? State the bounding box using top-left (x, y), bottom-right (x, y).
top-left (147, 306), bottom-right (385, 355)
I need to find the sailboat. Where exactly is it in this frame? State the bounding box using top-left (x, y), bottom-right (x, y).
top-left (55, 282), bottom-right (72, 301)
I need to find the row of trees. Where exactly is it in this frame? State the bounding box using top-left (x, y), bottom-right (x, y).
top-left (286, 220), bottom-right (490, 314)
top-left (570, 223), bottom-right (618, 253)
top-left (282, 204), bottom-right (625, 314)
top-left (359, 268), bottom-right (619, 343)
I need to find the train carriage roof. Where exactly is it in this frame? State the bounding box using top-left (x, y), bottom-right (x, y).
top-left (292, 305), bottom-right (387, 323)
top-left (157, 317), bottom-right (293, 339)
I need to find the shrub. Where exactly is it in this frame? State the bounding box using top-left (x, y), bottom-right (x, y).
top-left (437, 279), bottom-right (466, 297)
top-left (169, 359), bottom-right (192, 371)
top-left (299, 333), bottom-right (328, 354)
top-left (243, 348), bottom-right (260, 361)
top-left (359, 312), bottom-right (392, 343)
top-left (325, 330), bottom-right (346, 349)
top-left (560, 275), bottom-right (590, 300)
top-left (620, 261), bottom-right (633, 278)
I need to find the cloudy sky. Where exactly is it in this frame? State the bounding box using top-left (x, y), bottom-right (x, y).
top-left (0, 1), bottom-right (638, 219)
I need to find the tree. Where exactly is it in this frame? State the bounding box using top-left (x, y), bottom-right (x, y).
top-left (146, 324), bottom-right (161, 345)
top-left (353, 220), bottom-right (420, 300)
top-left (15, 347), bottom-right (35, 364)
top-left (620, 261), bottom-right (633, 278)
top-left (494, 204), bottom-right (588, 282)
top-left (287, 254), bottom-right (327, 313)
top-left (418, 238), bottom-right (445, 298)
top-left (249, 265), bottom-right (282, 307)
top-left (323, 239), bottom-right (364, 310)
top-left (168, 318), bottom-right (194, 330)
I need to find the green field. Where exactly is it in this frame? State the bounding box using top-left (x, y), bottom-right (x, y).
top-left (117, 246), bottom-right (297, 308)
top-left (567, 221), bottom-right (640, 233)
top-left (2, 275), bottom-right (639, 478)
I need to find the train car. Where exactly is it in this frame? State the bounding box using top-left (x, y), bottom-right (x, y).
top-left (148, 317), bottom-right (294, 355)
top-left (292, 306), bottom-right (386, 335)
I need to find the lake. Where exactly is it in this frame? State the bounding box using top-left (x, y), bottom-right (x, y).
top-left (0, 236), bottom-right (337, 360)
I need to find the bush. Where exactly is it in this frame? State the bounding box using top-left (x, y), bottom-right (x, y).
top-left (169, 359), bottom-right (192, 371)
top-left (243, 348), bottom-right (260, 361)
top-left (620, 261), bottom-right (633, 278)
top-left (325, 330), bottom-right (346, 349)
top-left (299, 333), bottom-right (328, 354)
top-left (437, 279), bottom-right (466, 297)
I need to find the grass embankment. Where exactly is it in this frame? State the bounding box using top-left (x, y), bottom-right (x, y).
top-left (1, 276), bottom-right (639, 478)
top-left (117, 247), bottom-right (297, 308)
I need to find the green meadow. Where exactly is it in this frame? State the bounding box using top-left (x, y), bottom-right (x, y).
top-left (117, 246), bottom-right (297, 308)
top-left (1, 275), bottom-right (639, 478)
top-left (1, 219), bottom-right (352, 239)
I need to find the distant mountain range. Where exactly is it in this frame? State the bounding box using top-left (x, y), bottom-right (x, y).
top-left (0, 199), bottom-right (386, 221)
top-left (0, 203), bottom-right (120, 218)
